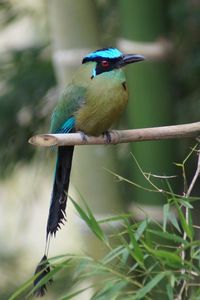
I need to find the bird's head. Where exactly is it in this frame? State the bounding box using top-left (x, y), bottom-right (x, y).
top-left (82, 47), bottom-right (145, 79)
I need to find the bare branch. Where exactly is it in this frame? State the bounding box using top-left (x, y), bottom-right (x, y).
top-left (186, 149), bottom-right (200, 197)
top-left (29, 121), bottom-right (200, 147)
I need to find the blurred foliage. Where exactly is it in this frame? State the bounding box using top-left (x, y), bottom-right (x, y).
top-left (95, 0), bottom-right (118, 45)
top-left (169, 0), bottom-right (200, 123)
top-left (0, 0), bottom-right (25, 27)
top-left (10, 146), bottom-right (200, 300)
top-left (0, 47), bottom-right (56, 177)
top-left (0, 251), bottom-right (23, 300)
top-left (0, 0), bottom-right (45, 28)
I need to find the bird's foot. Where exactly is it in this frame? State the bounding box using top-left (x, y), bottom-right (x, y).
top-left (103, 131), bottom-right (112, 144)
top-left (78, 131), bottom-right (88, 143)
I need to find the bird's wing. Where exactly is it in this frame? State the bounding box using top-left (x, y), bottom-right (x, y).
top-left (50, 84), bottom-right (86, 134)
top-left (55, 116), bottom-right (76, 134)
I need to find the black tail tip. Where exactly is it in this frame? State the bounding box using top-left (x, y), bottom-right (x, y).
top-left (33, 255), bottom-right (53, 297)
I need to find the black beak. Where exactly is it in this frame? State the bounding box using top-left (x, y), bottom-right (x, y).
top-left (119, 54), bottom-right (145, 67)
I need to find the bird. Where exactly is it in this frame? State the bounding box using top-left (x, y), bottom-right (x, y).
top-left (33, 47), bottom-right (144, 296)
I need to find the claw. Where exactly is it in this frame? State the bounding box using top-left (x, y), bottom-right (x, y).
top-left (104, 131), bottom-right (112, 144)
top-left (79, 131), bottom-right (88, 143)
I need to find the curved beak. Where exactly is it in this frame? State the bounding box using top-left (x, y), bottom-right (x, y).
top-left (119, 54), bottom-right (145, 67)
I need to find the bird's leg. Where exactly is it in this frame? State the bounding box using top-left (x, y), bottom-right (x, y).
top-left (103, 131), bottom-right (112, 144)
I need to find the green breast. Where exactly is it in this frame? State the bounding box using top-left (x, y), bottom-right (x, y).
top-left (75, 69), bottom-right (128, 136)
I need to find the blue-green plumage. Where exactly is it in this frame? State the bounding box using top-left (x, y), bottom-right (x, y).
top-left (34, 47), bottom-right (144, 296)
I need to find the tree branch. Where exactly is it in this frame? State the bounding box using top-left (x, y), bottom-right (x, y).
top-left (28, 121), bottom-right (200, 147)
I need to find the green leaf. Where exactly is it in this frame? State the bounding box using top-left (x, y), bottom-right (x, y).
top-left (130, 233), bottom-right (144, 266)
top-left (98, 213), bottom-right (132, 224)
top-left (70, 197), bottom-right (108, 244)
top-left (117, 234), bottom-right (144, 268)
top-left (144, 230), bottom-right (153, 249)
top-left (8, 277), bottom-right (33, 300)
top-left (153, 250), bottom-right (182, 268)
top-left (176, 203), bottom-right (193, 240)
top-left (131, 272), bottom-right (167, 299)
top-left (188, 209), bottom-right (194, 238)
top-left (166, 284), bottom-right (174, 300)
top-left (174, 163), bottom-right (183, 167)
top-left (178, 198), bottom-right (193, 209)
top-left (59, 286), bottom-right (92, 300)
top-left (168, 212), bottom-right (181, 233)
top-left (163, 203), bottom-right (170, 232)
top-left (91, 280), bottom-right (127, 300)
top-left (147, 229), bottom-right (188, 244)
top-left (135, 219), bottom-right (148, 240)
top-left (124, 220), bottom-right (144, 267)
top-left (102, 245), bottom-right (124, 264)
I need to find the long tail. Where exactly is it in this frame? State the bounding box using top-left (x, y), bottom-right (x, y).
top-left (46, 145), bottom-right (74, 237)
top-left (33, 145), bottom-right (74, 296)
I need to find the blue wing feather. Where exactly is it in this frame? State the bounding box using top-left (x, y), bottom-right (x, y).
top-left (55, 116), bottom-right (75, 133)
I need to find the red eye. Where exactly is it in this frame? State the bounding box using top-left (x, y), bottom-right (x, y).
top-left (101, 60), bottom-right (109, 67)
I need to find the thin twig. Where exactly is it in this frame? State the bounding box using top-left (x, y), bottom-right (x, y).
top-left (28, 121), bottom-right (200, 147)
top-left (176, 148), bottom-right (200, 300)
top-left (187, 150), bottom-right (200, 196)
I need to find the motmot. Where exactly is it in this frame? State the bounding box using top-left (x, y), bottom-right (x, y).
top-left (34, 47), bottom-right (144, 296)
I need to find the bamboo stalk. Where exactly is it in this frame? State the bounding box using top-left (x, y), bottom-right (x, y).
top-left (29, 121), bottom-right (200, 147)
